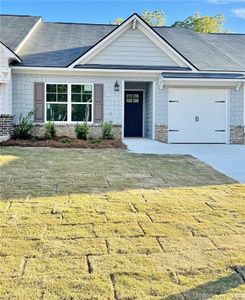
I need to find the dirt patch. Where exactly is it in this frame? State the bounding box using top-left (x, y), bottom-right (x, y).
top-left (0, 136), bottom-right (126, 149)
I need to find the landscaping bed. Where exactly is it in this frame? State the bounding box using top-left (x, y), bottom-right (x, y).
top-left (0, 136), bottom-right (126, 148)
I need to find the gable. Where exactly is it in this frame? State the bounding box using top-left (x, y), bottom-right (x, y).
top-left (0, 42), bottom-right (21, 68)
top-left (85, 27), bottom-right (180, 66)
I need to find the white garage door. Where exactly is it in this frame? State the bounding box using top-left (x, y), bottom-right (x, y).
top-left (168, 88), bottom-right (228, 143)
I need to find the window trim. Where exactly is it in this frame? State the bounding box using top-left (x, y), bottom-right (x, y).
top-left (45, 82), bottom-right (94, 124)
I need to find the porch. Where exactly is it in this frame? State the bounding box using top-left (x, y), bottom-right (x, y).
top-left (123, 81), bottom-right (155, 139)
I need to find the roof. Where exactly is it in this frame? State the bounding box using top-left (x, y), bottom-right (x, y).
top-left (161, 72), bottom-right (245, 80)
top-left (0, 41), bottom-right (22, 62)
top-left (155, 27), bottom-right (245, 72)
top-left (0, 14), bottom-right (245, 72)
top-left (0, 14), bottom-right (41, 51)
top-left (75, 64), bottom-right (191, 71)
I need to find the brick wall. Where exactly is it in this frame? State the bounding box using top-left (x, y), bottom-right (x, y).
top-left (32, 124), bottom-right (122, 139)
top-left (0, 114), bottom-right (13, 136)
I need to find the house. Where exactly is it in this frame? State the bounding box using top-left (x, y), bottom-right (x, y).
top-left (0, 13), bottom-right (244, 144)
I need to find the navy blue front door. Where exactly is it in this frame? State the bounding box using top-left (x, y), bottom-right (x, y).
top-left (124, 91), bottom-right (143, 137)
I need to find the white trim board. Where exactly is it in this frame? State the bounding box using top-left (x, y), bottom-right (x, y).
top-left (15, 18), bottom-right (42, 54)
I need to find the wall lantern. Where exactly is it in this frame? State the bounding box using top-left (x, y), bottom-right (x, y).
top-left (114, 81), bottom-right (120, 92)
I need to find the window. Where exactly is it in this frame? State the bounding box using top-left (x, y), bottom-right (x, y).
top-left (126, 93), bottom-right (140, 104)
top-left (71, 84), bottom-right (92, 122)
top-left (46, 83), bottom-right (93, 122)
top-left (46, 84), bottom-right (68, 121)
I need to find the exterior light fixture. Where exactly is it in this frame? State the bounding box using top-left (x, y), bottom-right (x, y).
top-left (114, 81), bottom-right (119, 91)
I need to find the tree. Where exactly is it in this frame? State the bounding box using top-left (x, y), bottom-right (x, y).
top-left (113, 9), bottom-right (165, 27)
top-left (114, 17), bottom-right (124, 25)
top-left (141, 9), bottom-right (165, 27)
top-left (171, 13), bottom-right (226, 33)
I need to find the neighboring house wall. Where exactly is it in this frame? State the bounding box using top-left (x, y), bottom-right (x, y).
top-left (87, 28), bottom-right (179, 66)
top-left (0, 45), bottom-right (13, 137)
top-left (0, 46), bottom-right (12, 115)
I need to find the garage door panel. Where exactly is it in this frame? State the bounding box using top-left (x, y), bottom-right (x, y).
top-left (168, 88), bottom-right (227, 144)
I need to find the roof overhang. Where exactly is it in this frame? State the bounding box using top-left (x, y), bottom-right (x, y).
top-left (160, 72), bottom-right (245, 89)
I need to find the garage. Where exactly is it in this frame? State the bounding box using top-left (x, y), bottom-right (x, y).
top-left (168, 88), bottom-right (228, 143)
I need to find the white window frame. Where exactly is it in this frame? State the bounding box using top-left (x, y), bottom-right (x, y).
top-left (45, 82), bottom-right (94, 124)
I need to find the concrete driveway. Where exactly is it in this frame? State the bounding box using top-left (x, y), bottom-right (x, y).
top-left (124, 138), bottom-right (245, 183)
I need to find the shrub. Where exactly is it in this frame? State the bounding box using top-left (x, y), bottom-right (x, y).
top-left (101, 121), bottom-right (114, 140)
top-left (75, 123), bottom-right (89, 140)
top-left (12, 111), bottom-right (34, 140)
top-left (60, 137), bottom-right (71, 144)
top-left (44, 121), bottom-right (56, 139)
top-left (92, 138), bottom-right (101, 144)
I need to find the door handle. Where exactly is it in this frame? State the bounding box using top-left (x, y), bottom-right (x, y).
top-left (195, 116), bottom-right (199, 122)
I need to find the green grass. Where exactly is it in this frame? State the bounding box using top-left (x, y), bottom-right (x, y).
top-left (0, 147), bottom-right (235, 199)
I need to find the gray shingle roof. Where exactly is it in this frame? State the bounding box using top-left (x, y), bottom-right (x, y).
top-left (198, 33), bottom-right (245, 70)
top-left (154, 27), bottom-right (245, 72)
top-left (1, 14), bottom-right (245, 71)
top-left (16, 21), bottom-right (116, 67)
top-left (0, 14), bottom-right (41, 51)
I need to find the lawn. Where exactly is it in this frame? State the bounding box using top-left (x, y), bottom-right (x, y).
top-left (0, 147), bottom-right (235, 199)
top-left (0, 147), bottom-right (244, 299)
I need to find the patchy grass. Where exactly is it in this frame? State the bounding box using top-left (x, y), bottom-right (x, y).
top-left (0, 147), bottom-right (235, 199)
top-left (0, 154), bottom-right (18, 166)
top-left (0, 184), bottom-right (244, 299)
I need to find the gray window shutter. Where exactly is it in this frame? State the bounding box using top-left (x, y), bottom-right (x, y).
top-left (34, 82), bottom-right (45, 123)
top-left (93, 84), bottom-right (104, 123)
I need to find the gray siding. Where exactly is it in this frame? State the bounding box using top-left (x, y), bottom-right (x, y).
top-left (12, 74), bottom-right (122, 124)
top-left (11, 73), bottom-right (244, 142)
top-left (87, 28), bottom-right (179, 66)
top-left (145, 82), bottom-right (153, 138)
top-left (230, 85), bottom-right (244, 126)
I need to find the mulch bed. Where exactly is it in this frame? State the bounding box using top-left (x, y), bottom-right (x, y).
top-left (0, 136), bottom-right (126, 149)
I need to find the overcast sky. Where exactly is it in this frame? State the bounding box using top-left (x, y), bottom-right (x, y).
top-left (1, 0), bottom-right (245, 33)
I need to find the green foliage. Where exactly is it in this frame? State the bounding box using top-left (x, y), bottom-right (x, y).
top-left (172, 13), bottom-right (227, 33)
top-left (75, 123), bottom-right (90, 140)
top-left (60, 137), bottom-right (71, 144)
top-left (101, 121), bottom-right (114, 140)
top-left (92, 138), bottom-right (102, 145)
top-left (114, 17), bottom-right (124, 25)
top-left (44, 121), bottom-right (56, 140)
top-left (141, 9), bottom-right (165, 27)
top-left (113, 9), bottom-right (165, 27)
top-left (12, 111), bottom-right (34, 140)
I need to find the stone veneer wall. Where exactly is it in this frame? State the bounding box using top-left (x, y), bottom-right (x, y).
top-left (0, 114), bottom-right (13, 137)
top-left (230, 126), bottom-right (245, 144)
top-left (32, 124), bottom-right (122, 139)
top-left (155, 125), bottom-right (168, 143)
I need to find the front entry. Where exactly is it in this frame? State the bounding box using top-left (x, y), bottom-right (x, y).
top-left (124, 91), bottom-right (143, 137)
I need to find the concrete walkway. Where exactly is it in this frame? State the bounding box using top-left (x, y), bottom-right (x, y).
top-left (124, 138), bottom-right (245, 183)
